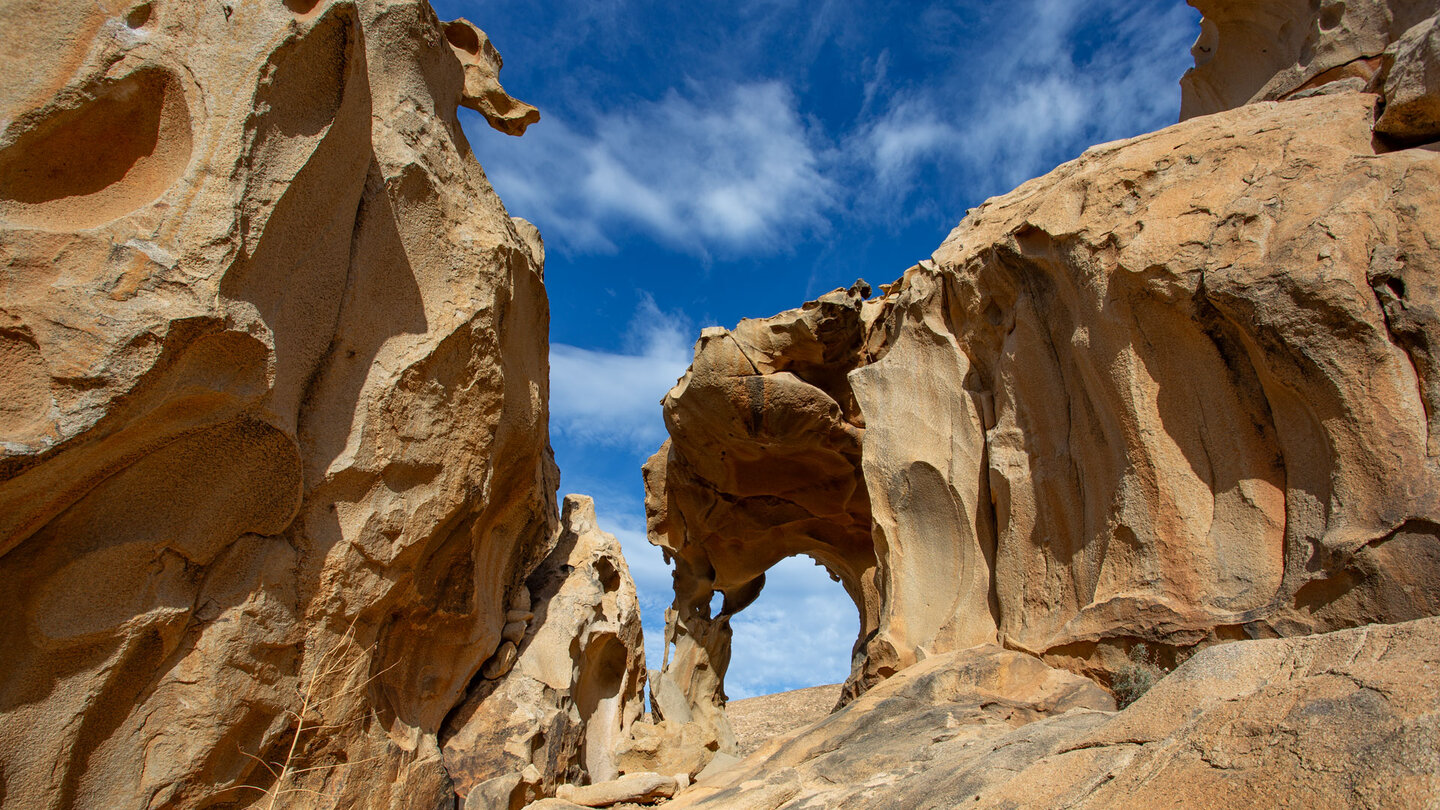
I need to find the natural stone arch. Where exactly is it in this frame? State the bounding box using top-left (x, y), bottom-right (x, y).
top-left (639, 283), bottom-right (887, 756)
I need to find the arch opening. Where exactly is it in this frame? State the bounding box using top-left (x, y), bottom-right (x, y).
top-left (724, 554), bottom-right (860, 700)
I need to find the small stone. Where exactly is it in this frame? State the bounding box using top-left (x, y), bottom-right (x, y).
top-left (482, 641), bottom-right (519, 680)
top-left (502, 620), bottom-right (528, 643)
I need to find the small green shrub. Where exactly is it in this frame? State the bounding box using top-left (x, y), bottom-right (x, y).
top-left (1111, 643), bottom-right (1168, 710)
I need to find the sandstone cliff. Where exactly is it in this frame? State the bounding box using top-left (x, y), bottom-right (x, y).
top-left (0, 2), bottom-right (562, 808)
top-left (643, 2), bottom-right (1440, 776)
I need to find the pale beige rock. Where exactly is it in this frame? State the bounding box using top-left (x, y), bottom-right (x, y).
top-left (693, 752), bottom-right (742, 785)
top-left (1180, 0), bottom-right (1435, 119)
top-left (557, 772), bottom-right (678, 807)
top-left (1376, 12), bottom-right (1440, 141)
top-left (466, 773), bottom-right (523, 810)
top-left (443, 495), bottom-right (648, 805)
top-left (0, 2), bottom-right (555, 808)
top-left (615, 714), bottom-right (721, 778)
top-left (521, 800), bottom-right (588, 810)
top-left (645, 92), bottom-right (1440, 745)
top-left (665, 618), bottom-right (1440, 810)
top-left (666, 644), bottom-right (1114, 809)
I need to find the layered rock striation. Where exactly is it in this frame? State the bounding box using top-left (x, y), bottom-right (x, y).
top-left (0, 2), bottom-right (564, 808)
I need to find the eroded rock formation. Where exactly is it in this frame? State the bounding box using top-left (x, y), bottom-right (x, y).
top-left (1181, 0), bottom-right (1440, 145)
top-left (646, 51), bottom-right (1440, 771)
top-left (443, 495), bottom-right (647, 810)
top-left (0, 2), bottom-right (560, 807)
top-left (1180, 0), bottom-right (1435, 118)
top-left (640, 282), bottom-right (884, 754)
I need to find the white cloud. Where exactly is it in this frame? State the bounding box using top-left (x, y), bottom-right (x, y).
top-left (549, 296), bottom-right (693, 450)
top-left (725, 555), bottom-right (859, 699)
top-left (847, 0), bottom-right (1199, 212)
top-left (478, 82), bottom-right (839, 258)
top-left (864, 101), bottom-right (959, 187)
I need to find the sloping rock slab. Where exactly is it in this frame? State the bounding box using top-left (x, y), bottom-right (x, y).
top-left (666, 618), bottom-right (1440, 809)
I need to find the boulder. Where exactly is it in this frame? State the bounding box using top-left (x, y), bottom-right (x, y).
top-left (1377, 12), bottom-right (1440, 141)
top-left (1180, 0), bottom-right (1435, 118)
top-left (556, 772), bottom-right (679, 807)
top-left (615, 715), bottom-right (722, 778)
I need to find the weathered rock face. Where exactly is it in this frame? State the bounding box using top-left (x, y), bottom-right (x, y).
top-left (0, 2), bottom-right (557, 808)
top-left (640, 283), bottom-right (884, 756)
top-left (1180, 0), bottom-right (1439, 129)
top-left (1376, 10), bottom-right (1440, 140)
top-left (665, 617), bottom-right (1440, 809)
top-left (443, 495), bottom-right (647, 809)
top-left (646, 89), bottom-right (1440, 743)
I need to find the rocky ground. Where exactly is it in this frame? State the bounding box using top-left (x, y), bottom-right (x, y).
top-left (726, 684), bottom-right (844, 756)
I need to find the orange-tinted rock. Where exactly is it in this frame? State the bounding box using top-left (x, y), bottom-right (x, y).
top-left (0, 2), bottom-right (553, 808)
top-left (644, 91), bottom-right (1440, 755)
top-left (1180, 0), bottom-right (1435, 119)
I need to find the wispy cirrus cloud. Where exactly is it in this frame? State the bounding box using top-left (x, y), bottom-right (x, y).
top-left (468, 0), bottom-right (1197, 257)
top-left (849, 0), bottom-right (1199, 211)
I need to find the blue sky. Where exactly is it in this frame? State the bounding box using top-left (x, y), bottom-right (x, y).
top-left (433, 0), bottom-right (1201, 699)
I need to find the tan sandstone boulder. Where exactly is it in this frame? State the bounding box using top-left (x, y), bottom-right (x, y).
top-left (1376, 11), bottom-right (1440, 141)
top-left (556, 771), bottom-right (678, 807)
top-left (0, 2), bottom-right (556, 808)
top-left (445, 495), bottom-right (649, 808)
